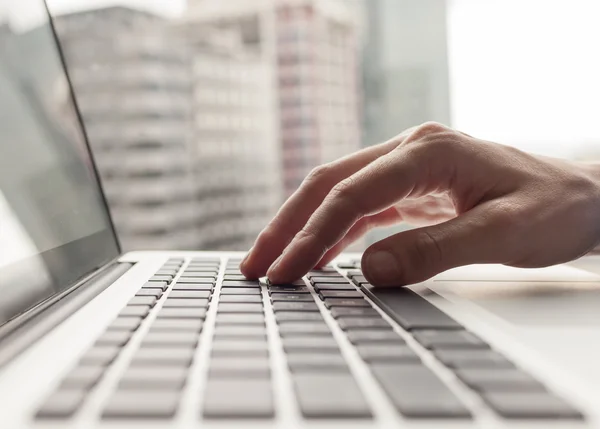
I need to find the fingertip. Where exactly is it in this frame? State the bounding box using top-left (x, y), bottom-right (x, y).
top-left (361, 249), bottom-right (402, 287)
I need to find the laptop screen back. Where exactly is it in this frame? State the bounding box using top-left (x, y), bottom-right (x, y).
top-left (0, 1), bottom-right (119, 327)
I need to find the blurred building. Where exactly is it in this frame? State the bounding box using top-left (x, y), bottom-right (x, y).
top-left (187, 0), bottom-right (362, 197)
top-left (55, 6), bottom-right (280, 251)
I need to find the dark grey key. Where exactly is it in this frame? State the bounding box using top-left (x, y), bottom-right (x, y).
top-left (155, 269), bottom-right (178, 276)
top-left (268, 279), bottom-right (306, 287)
top-left (168, 290), bottom-right (212, 299)
top-left (119, 305), bottom-right (151, 318)
top-left (102, 390), bottom-right (179, 419)
top-left (203, 379), bottom-right (274, 418)
top-left (319, 291), bottom-right (363, 299)
top-left (278, 322), bottom-right (331, 336)
top-left (172, 283), bottom-right (213, 291)
top-left (370, 364), bottom-right (471, 418)
top-left (313, 283), bottom-right (357, 292)
top-left (107, 317), bottom-right (142, 331)
top-left (212, 341), bottom-right (269, 356)
top-left (142, 281), bottom-right (167, 290)
top-left (149, 275), bottom-right (173, 283)
top-left (351, 275), bottom-right (369, 285)
top-left (156, 307), bottom-right (207, 319)
top-left (36, 390), bottom-right (85, 419)
top-left (361, 284), bottom-right (462, 330)
top-left (118, 367), bottom-right (188, 390)
top-left (135, 289), bottom-right (163, 298)
top-left (162, 299), bottom-right (209, 308)
top-left (337, 317), bottom-right (391, 330)
top-left (60, 366), bottom-right (105, 389)
top-left (307, 271), bottom-right (341, 277)
top-left (130, 348), bottom-right (194, 366)
top-left (293, 373), bottom-right (372, 418)
top-left (209, 357), bottom-right (270, 377)
top-left (218, 303), bottom-right (264, 313)
top-left (347, 330), bottom-right (405, 344)
top-left (433, 349), bottom-right (515, 369)
top-left (224, 269), bottom-right (243, 275)
top-left (177, 277), bottom-right (216, 283)
top-left (79, 347), bottom-right (120, 366)
top-left (330, 307), bottom-right (380, 318)
top-left (128, 296), bottom-right (157, 306)
top-left (96, 331), bottom-right (132, 347)
top-left (151, 318), bottom-right (203, 332)
top-left (220, 287), bottom-right (261, 295)
top-left (268, 286), bottom-right (310, 294)
top-left (223, 275), bottom-right (251, 281)
top-left (270, 294), bottom-right (314, 302)
top-left (324, 298), bottom-right (371, 308)
top-left (282, 337), bottom-right (339, 353)
top-left (141, 332), bottom-right (199, 348)
top-left (345, 270), bottom-right (363, 278)
top-left (218, 295), bottom-right (263, 303)
top-left (455, 368), bottom-right (546, 392)
top-left (482, 391), bottom-right (583, 419)
top-left (413, 330), bottom-right (488, 350)
top-left (222, 280), bottom-right (261, 287)
top-left (272, 302), bottom-right (319, 312)
top-left (213, 326), bottom-right (267, 339)
top-left (215, 314), bottom-right (266, 325)
top-left (357, 345), bottom-right (420, 363)
top-left (275, 312), bottom-right (324, 322)
top-left (310, 277), bottom-right (348, 284)
top-left (287, 353), bottom-right (348, 372)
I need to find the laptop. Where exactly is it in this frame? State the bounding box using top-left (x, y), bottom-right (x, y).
top-left (1, 1), bottom-right (599, 427)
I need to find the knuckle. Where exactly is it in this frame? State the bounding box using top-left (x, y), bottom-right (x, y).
top-left (304, 164), bottom-right (331, 187)
top-left (326, 176), bottom-right (363, 215)
top-left (412, 121), bottom-right (449, 140)
top-left (411, 229), bottom-right (444, 273)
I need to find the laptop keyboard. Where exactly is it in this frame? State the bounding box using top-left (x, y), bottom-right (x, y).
top-left (35, 257), bottom-right (584, 422)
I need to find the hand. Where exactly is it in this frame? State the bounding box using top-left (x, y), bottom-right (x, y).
top-left (240, 122), bottom-right (600, 286)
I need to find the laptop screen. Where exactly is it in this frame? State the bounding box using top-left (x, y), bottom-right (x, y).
top-left (0, 1), bottom-right (119, 327)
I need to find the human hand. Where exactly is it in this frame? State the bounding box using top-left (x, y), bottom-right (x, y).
top-left (240, 122), bottom-right (600, 286)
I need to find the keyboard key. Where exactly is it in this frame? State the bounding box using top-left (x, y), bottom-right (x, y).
top-left (168, 290), bottom-right (211, 299)
top-left (347, 330), bottom-right (405, 344)
top-left (356, 345), bottom-right (420, 363)
top-left (272, 302), bottom-right (319, 312)
top-left (218, 295), bottom-right (263, 303)
top-left (482, 391), bottom-right (583, 419)
top-left (361, 285), bottom-right (462, 330)
top-left (107, 317), bottom-right (142, 331)
top-left (177, 277), bottom-right (215, 283)
top-left (36, 390), bottom-right (85, 419)
top-left (330, 307), bottom-right (380, 318)
top-left (292, 373), bottom-right (372, 418)
top-left (222, 280), bottom-right (261, 287)
top-left (287, 353), bottom-right (348, 372)
top-left (212, 341), bottom-right (269, 356)
top-left (268, 286), bottom-right (311, 294)
top-left (60, 366), bottom-right (105, 389)
top-left (215, 314), bottom-right (265, 325)
top-left (128, 296), bottom-right (157, 306)
top-left (223, 275), bottom-right (251, 281)
top-left (224, 269), bottom-right (243, 275)
top-left (118, 367), bottom-right (188, 390)
top-left (209, 357), bottom-right (270, 377)
top-left (218, 303), bottom-right (264, 313)
top-left (162, 299), bottom-right (209, 308)
top-left (307, 270), bottom-right (341, 277)
top-left (142, 281), bottom-right (167, 290)
top-left (155, 269), bottom-right (178, 276)
top-left (135, 289), bottom-right (163, 298)
top-left (337, 317), bottom-right (391, 330)
top-left (149, 275), bottom-right (173, 283)
top-left (203, 379), bottom-right (274, 418)
top-left (310, 277), bottom-right (348, 284)
top-left (282, 337), bottom-right (339, 353)
top-left (433, 349), bottom-right (515, 369)
top-left (455, 368), bottom-right (546, 392)
top-left (268, 279), bottom-right (306, 287)
top-left (351, 275), bottom-right (369, 285)
top-left (151, 318), bottom-right (203, 332)
top-left (324, 298), bottom-right (371, 308)
top-left (130, 348), bottom-right (195, 366)
top-left (370, 364), bottom-right (471, 418)
top-left (270, 293), bottom-right (314, 302)
top-left (141, 332), bottom-right (199, 348)
top-left (156, 308), bottom-right (207, 319)
top-left (345, 270), bottom-right (363, 278)
top-left (313, 283), bottom-right (357, 292)
top-left (213, 326), bottom-right (267, 339)
top-left (172, 283), bottom-right (213, 291)
top-left (278, 322), bottom-right (331, 336)
top-left (275, 312), bottom-right (324, 322)
top-left (220, 287), bottom-right (261, 295)
top-left (180, 271), bottom-right (216, 277)
top-left (102, 390), bottom-right (180, 419)
top-left (413, 330), bottom-right (488, 350)
top-left (79, 347), bottom-right (119, 366)
top-left (336, 262), bottom-right (358, 269)
top-left (96, 331), bottom-right (132, 347)
top-left (319, 290), bottom-right (363, 299)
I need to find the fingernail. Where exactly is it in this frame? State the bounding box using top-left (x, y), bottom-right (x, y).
top-left (364, 250), bottom-right (399, 286)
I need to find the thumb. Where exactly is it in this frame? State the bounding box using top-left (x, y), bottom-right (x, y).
top-left (361, 205), bottom-right (508, 286)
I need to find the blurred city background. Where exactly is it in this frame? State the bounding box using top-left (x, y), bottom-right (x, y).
top-left (35, 0), bottom-right (600, 251)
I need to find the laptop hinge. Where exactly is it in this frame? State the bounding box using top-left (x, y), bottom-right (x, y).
top-left (0, 261), bottom-right (132, 369)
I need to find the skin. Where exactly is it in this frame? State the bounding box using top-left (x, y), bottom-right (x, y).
top-left (240, 122), bottom-right (600, 287)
